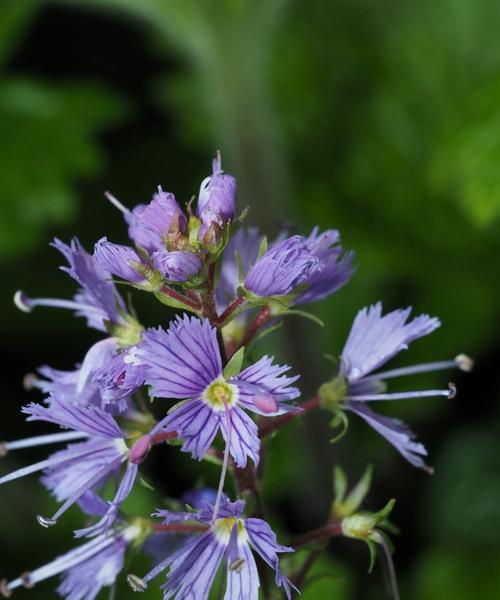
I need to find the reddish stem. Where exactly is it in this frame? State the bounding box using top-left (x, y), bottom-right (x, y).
top-left (259, 396), bottom-right (320, 437)
top-left (215, 296), bottom-right (246, 326)
top-left (292, 522), bottom-right (343, 548)
top-left (153, 523), bottom-right (209, 534)
top-left (236, 305), bottom-right (271, 350)
top-left (160, 285), bottom-right (202, 311)
top-left (151, 430), bottom-right (178, 445)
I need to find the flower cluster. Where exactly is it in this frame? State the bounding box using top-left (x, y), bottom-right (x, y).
top-left (1, 153), bottom-right (469, 599)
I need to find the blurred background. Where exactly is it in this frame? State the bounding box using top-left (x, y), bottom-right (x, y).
top-left (0, 0), bottom-right (499, 598)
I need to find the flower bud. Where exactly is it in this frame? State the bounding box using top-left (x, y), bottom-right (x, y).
top-left (94, 237), bottom-right (146, 284)
top-left (197, 153), bottom-right (237, 222)
top-left (151, 249), bottom-right (202, 283)
top-left (126, 189), bottom-right (187, 253)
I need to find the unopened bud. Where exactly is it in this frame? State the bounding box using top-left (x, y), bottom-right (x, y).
top-left (130, 435), bottom-right (152, 465)
top-left (252, 394), bottom-right (279, 414)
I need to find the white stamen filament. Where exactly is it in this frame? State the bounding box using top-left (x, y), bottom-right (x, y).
top-left (4, 533), bottom-right (118, 593)
top-left (211, 402), bottom-right (232, 524)
top-left (378, 533), bottom-right (400, 600)
top-left (2, 432), bottom-right (89, 454)
top-left (36, 457), bottom-right (125, 527)
top-left (346, 384), bottom-right (455, 402)
top-left (364, 356), bottom-right (470, 382)
top-left (105, 191), bottom-right (130, 215)
top-left (14, 291), bottom-right (102, 315)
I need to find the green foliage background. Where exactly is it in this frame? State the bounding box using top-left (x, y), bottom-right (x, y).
top-left (0, 0), bottom-right (498, 598)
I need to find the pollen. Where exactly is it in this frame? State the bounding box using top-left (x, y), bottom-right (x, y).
top-left (203, 378), bottom-right (238, 411)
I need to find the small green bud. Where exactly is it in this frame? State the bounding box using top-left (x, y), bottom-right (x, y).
top-left (319, 375), bottom-right (348, 410)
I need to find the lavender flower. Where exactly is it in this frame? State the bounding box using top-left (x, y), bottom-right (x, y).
top-left (136, 315), bottom-right (300, 467)
top-left (197, 153), bottom-right (237, 242)
top-left (294, 228), bottom-right (354, 305)
top-left (216, 227), bottom-right (263, 312)
top-left (0, 521), bottom-right (143, 600)
top-left (244, 229), bottom-right (353, 302)
top-left (94, 237), bottom-right (146, 285)
top-left (14, 238), bottom-right (126, 331)
top-left (151, 249), bottom-right (202, 283)
top-left (128, 497), bottom-right (295, 600)
top-left (322, 302), bottom-right (468, 470)
top-left (0, 397), bottom-right (143, 531)
top-left (31, 339), bottom-right (143, 414)
top-left (106, 188), bottom-right (187, 254)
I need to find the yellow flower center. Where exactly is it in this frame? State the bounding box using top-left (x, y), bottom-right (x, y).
top-left (203, 377), bottom-right (238, 411)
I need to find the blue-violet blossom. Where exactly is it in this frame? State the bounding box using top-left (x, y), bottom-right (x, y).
top-left (127, 497), bottom-right (295, 600)
top-left (135, 315), bottom-right (300, 467)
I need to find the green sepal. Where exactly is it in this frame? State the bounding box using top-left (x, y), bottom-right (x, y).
top-left (232, 206), bottom-right (249, 229)
top-left (333, 466), bottom-right (348, 506)
top-left (256, 236), bottom-right (268, 259)
top-left (367, 539), bottom-right (378, 573)
top-left (138, 476), bottom-right (155, 491)
top-left (223, 346), bottom-right (245, 379)
top-left (188, 214), bottom-right (202, 248)
top-left (343, 465), bottom-right (373, 516)
top-left (329, 409), bottom-right (349, 443)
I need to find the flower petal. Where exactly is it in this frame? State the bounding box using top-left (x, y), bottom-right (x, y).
top-left (341, 302), bottom-right (441, 381)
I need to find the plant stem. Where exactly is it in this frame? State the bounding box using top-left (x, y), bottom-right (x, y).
top-left (160, 285), bottom-right (202, 311)
top-left (292, 522), bottom-right (343, 548)
top-left (259, 396), bottom-right (320, 437)
top-left (215, 296), bottom-right (246, 327)
top-left (236, 305), bottom-right (271, 350)
top-left (291, 545), bottom-right (326, 588)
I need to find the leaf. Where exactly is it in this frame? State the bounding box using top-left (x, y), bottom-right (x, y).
top-left (0, 78), bottom-right (127, 260)
top-left (223, 346), bottom-right (245, 379)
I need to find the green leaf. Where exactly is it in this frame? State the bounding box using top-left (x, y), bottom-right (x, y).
top-left (0, 78), bottom-right (127, 260)
top-left (223, 346), bottom-right (245, 379)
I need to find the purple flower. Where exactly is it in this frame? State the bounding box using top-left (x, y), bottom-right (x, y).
top-left (125, 188), bottom-right (187, 253)
top-left (94, 237), bottom-right (146, 284)
top-left (93, 347), bottom-right (147, 407)
top-left (244, 235), bottom-right (317, 297)
top-left (216, 227), bottom-right (263, 311)
top-left (197, 153), bottom-right (237, 227)
top-left (128, 497), bottom-right (295, 599)
top-left (327, 303), bottom-right (463, 470)
top-left (0, 396), bottom-right (141, 531)
top-left (244, 229), bottom-right (353, 302)
top-left (32, 339), bottom-right (142, 413)
top-left (136, 315), bottom-right (300, 467)
top-left (294, 228), bottom-right (354, 305)
top-left (1, 521), bottom-right (142, 600)
top-left (151, 249), bottom-right (202, 282)
top-left (14, 238), bottom-right (126, 331)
